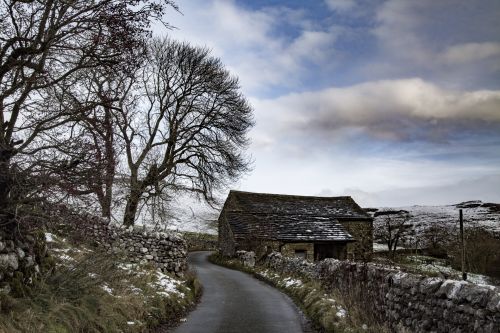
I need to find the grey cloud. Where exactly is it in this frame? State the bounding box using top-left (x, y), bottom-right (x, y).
top-left (314, 174), bottom-right (500, 207)
top-left (360, 0), bottom-right (500, 89)
top-left (257, 78), bottom-right (500, 144)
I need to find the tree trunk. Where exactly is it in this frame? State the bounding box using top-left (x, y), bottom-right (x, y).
top-left (123, 188), bottom-right (141, 227)
top-left (0, 145), bottom-right (15, 233)
top-left (102, 108), bottom-right (115, 222)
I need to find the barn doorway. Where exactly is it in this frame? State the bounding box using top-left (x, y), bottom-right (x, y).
top-left (314, 243), bottom-right (346, 261)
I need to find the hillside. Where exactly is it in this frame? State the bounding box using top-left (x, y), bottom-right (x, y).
top-left (369, 200), bottom-right (500, 244)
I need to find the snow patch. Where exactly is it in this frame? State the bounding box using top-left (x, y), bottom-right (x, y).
top-left (336, 308), bottom-right (347, 318)
top-left (282, 277), bottom-right (303, 288)
top-left (101, 284), bottom-right (113, 295)
top-left (151, 270), bottom-right (184, 297)
top-left (45, 233), bottom-right (55, 242)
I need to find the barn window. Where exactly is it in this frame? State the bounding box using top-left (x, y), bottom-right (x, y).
top-left (294, 250), bottom-right (307, 259)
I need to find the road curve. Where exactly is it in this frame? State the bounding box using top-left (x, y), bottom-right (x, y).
top-left (173, 251), bottom-right (311, 333)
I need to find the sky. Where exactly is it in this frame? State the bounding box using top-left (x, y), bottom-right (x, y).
top-left (159, 0), bottom-right (500, 207)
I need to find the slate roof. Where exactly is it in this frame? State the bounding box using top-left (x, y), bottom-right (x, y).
top-left (226, 213), bottom-right (354, 242)
top-left (225, 191), bottom-right (371, 220)
top-left (221, 191), bottom-right (371, 242)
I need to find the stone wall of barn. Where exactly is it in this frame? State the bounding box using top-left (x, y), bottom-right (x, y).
top-left (218, 215), bottom-right (236, 257)
top-left (280, 242), bottom-right (314, 261)
top-left (339, 220), bottom-right (373, 261)
top-left (263, 252), bottom-right (500, 333)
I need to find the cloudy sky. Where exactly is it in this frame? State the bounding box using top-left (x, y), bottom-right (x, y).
top-left (161, 0), bottom-right (500, 207)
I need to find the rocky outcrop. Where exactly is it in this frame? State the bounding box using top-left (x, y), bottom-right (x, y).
top-left (263, 252), bottom-right (500, 333)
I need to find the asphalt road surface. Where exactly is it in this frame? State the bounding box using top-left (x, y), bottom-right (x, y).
top-left (173, 251), bottom-right (312, 333)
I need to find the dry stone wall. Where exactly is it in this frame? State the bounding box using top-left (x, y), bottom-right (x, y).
top-left (0, 229), bottom-right (46, 295)
top-left (70, 217), bottom-right (188, 276)
top-left (263, 252), bottom-right (500, 333)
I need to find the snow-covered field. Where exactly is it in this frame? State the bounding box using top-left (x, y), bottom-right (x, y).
top-left (370, 200), bottom-right (500, 246)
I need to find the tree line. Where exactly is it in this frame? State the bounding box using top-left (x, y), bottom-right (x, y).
top-left (0, 0), bottom-right (254, 233)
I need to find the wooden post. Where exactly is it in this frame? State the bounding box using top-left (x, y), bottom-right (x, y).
top-left (460, 209), bottom-right (467, 281)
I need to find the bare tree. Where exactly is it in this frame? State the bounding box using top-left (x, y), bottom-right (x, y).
top-left (114, 38), bottom-right (254, 226)
top-left (42, 68), bottom-right (135, 220)
top-left (374, 210), bottom-right (411, 258)
top-left (0, 0), bottom-right (176, 229)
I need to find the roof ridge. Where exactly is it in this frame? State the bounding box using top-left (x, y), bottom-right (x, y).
top-left (229, 190), bottom-right (353, 200)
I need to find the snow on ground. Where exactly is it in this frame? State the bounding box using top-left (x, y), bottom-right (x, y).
top-left (404, 256), bottom-right (497, 286)
top-left (373, 243), bottom-right (406, 253)
top-left (370, 200), bottom-right (500, 248)
top-left (151, 270), bottom-right (184, 297)
top-left (101, 284), bottom-right (114, 295)
top-left (282, 277), bottom-right (303, 288)
top-left (375, 201), bottom-right (500, 235)
top-left (336, 308), bottom-right (347, 318)
top-left (45, 233), bottom-right (55, 242)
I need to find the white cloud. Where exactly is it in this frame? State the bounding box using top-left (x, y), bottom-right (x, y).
top-left (157, 1), bottom-right (500, 206)
top-left (440, 42), bottom-right (500, 65)
top-left (163, 0), bottom-right (339, 95)
top-left (240, 145), bottom-right (500, 206)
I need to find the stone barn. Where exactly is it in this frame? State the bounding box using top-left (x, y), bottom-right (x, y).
top-left (218, 191), bottom-right (373, 261)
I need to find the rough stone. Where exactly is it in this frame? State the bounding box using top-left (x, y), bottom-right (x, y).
top-left (0, 253), bottom-right (19, 270)
top-left (261, 251), bottom-right (500, 333)
top-left (16, 248), bottom-right (25, 260)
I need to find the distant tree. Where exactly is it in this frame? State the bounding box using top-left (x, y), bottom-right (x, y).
top-left (421, 224), bottom-right (451, 258)
top-left (0, 0), bottom-right (176, 230)
top-left (449, 228), bottom-right (500, 279)
top-left (374, 210), bottom-right (411, 258)
top-left (114, 38), bottom-right (254, 226)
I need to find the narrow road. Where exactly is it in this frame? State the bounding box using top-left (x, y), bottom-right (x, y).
top-left (173, 251), bottom-right (312, 333)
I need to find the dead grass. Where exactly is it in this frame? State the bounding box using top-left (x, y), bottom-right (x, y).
top-left (0, 236), bottom-right (198, 333)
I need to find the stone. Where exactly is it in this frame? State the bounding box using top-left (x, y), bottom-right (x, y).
top-left (24, 256), bottom-right (35, 268)
top-left (436, 280), bottom-right (467, 300)
top-left (145, 255), bottom-right (154, 260)
top-left (0, 241), bottom-right (5, 252)
top-left (0, 284), bottom-right (11, 295)
top-left (0, 253), bottom-right (18, 270)
top-left (419, 277), bottom-right (442, 294)
top-left (486, 293), bottom-right (500, 312)
top-left (237, 251), bottom-right (256, 267)
top-left (140, 247), bottom-right (148, 253)
top-left (16, 248), bottom-right (25, 260)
